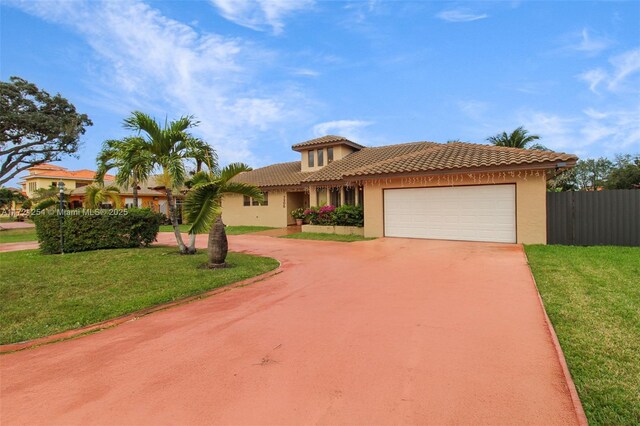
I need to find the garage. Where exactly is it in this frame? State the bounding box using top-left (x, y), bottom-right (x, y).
top-left (384, 184), bottom-right (516, 243)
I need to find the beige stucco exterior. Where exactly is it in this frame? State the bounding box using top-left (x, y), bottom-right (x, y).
top-left (300, 145), bottom-right (357, 172)
top-left (22, 177), bottom-right (90, 198)
top-left (361, 169), bottom-right (548, 244)
top-left (222, 191), bottom-right (294, 228)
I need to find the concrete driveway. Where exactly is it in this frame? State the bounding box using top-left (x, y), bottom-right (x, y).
top-left (1, 235), bottom-right (581, 425)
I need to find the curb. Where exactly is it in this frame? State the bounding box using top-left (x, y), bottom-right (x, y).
top-left (1, 267), bottom-right (282, 354)
top-left (523, 250), bottom-right (589, 426)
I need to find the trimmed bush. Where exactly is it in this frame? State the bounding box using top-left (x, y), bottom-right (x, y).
top-left (333, 205), bottom-right (364, 227)
top-left (32, 208), bottom-right (164, 254)
top-left (303, 204), bottom-right (364, 227)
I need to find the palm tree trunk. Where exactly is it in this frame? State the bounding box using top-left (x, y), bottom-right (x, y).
top-left (166, 188), bottom-right (187, 253)
top-left (187, 232), bottom-right (197, 254)
top-left (132, 176), bottom-right (139, 208)
top-left (207, 215), bottom-right (228, 268)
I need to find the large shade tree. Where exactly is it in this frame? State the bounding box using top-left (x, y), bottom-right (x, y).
top-left (487, 126), bottom-right (548, 150)
top-left (0, 76), bottom-right (92, 185)
top-left (184, 164), bottom-right (263, 267)
top-left (123, 111), bottom-right (214, 254)
top-left (95, 137), bottom-right (153, 208)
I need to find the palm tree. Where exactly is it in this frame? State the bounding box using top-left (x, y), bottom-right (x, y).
top-left (186, 137), bottom-right (219, 173)
top-left (95, 137), bottom-right (153, 208)
top-left (183, 163), bottom-right (263, 267)
top-left (123, 111), bottom-right (213, 254)
top-left (83, 183), bottom-right (122, 208)
top-left (31, 184), bottom-right (69, 210)
top-left (487, 126), bottom-right (548, 150)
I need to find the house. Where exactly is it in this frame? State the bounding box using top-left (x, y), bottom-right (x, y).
top-left (18, 164), bottom-right (178, 216)
top-left (223, 135), bottom-right (577, 244)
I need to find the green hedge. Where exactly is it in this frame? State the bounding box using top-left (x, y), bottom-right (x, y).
top-left (32, 208), bottom-right (164, 254)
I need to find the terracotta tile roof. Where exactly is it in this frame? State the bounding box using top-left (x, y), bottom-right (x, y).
top-left (26, 169), bottom-right (115, 180)
top-left (233, 161), bottom-right (313, 188)
top-left (70, 179), bottom-right (165, 197)
top-left (302, 141), bottom-right (440, 182)
top-left (341, 142), bottom-right (577, 178)
top-left (291, 135), bottom-right (365, 151)
top-left (28, 163), bottom-right (67, 171)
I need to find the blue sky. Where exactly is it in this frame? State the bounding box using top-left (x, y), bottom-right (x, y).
top-left (1, 0), bottom-right (639, 184)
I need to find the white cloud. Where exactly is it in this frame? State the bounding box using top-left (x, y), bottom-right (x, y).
top-left (578, 48), bottom-right (640, 93)
top-left (573, 28), bottom-right (612, 55)
top-left (291, 68), bottom-right (320, 77)
top-left (8, 0), bottom-right (311, 166)
top-left (436, 9), bottom-right (488, 23)
top-left (579, 68), bottom-right (607, 93)
top-left (312, 120), bottom-right (373, 143)
top-left (209, 0), bottom-right (314, 34)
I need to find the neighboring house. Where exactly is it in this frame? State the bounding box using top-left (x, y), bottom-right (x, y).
top-left (19, 164), bottom-right (115, 198)
top-left (224, 135), bottom-right (578, 244)
top-left (18, 164), bottom-right (179, 216)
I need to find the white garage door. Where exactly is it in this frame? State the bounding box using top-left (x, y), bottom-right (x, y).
top-left (384, 185), bottom-right (516, 243)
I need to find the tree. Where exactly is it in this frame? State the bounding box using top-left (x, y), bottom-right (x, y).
top-left (0, 187), bottom-right (26, 213)
top-left (83, 183), bottom-right (122, 208)
top-left (487, 126), bottom-right (548, 150)
top-left (183, 164), bottom-right (263, 267)
top-left (186, 137), bottom-right (218, 173)
top-left (30, 184), bottom-right (70, 210)
top-left (96, 137), bottom-right (153, 208)
top-left (123, 111), bottom-right (213, 254)
top-left (606, 154), bottom-right (640, 189)
top-left (0, 76), bottom-right (92, 185)
top-left (573, 158), bottom-right (613, 191)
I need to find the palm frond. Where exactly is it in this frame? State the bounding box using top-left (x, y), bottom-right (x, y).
top-left (221, 182), bottom-right (264, 201)
top-left (184, 182), bottom-right (222, 234)
top-left (219, 163), bottom-right (252, 183)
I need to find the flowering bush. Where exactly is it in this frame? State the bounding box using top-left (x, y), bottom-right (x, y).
top-left (290, 207), bottom-right (306, 220)
top-left (303, 204), bottom-right (363, 227)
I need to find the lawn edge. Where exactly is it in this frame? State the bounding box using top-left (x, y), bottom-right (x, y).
top-left (522, 248), bottom-right (588, 426)
top-left (0, 263), bottom-right (282, 354)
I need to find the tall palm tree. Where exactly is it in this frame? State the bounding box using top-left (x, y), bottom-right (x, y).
top-left (83, 183), bottom-right (123, 208)
top-left (95, 137), bottom-right (153, 208)
top-left (487, 126), bottom-right (548, 150)
top-left (123, 111), bottom-right (212, 254)
top-left (186, 137), bottom-right (219, 173)
top-left (183, 163), bottom-right (262, 267)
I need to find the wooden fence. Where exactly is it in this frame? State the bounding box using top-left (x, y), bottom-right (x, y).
top-left (547, 189), bottom-right (639, 246)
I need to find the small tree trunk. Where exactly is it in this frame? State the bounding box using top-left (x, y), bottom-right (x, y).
top-left (187, 232), bottom-right (197, 254)
top-left (207, 215), bottom-right (228, 268)
top-left (132, 176), bottom-right (139, 208)
top-left (166, 188), bottom-right (187, 253)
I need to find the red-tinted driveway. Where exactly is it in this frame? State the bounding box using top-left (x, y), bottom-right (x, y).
top-left (1, 235), bottom-right (582, 425)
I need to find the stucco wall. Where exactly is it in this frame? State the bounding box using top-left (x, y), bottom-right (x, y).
top-left (362, 169), bottom-right (548, 244)
top-left (24, 178), bottom-right (84, 198)
top-left (221, 192), bottom-right (289, 228)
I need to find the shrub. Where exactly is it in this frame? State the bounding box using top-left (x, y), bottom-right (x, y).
top-left (290, 207), bottom-right (306, 220)
top-left (333, 205), bottom-right (364, 227)
top-left (303, 205), bottom-right (363, 227)
top-left (32, 208), bottom-right (164, 254)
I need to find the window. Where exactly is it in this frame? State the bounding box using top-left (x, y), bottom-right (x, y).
top-left (75, 182), bottom-right (87, 188)
top-left (344, 187), bottom-right (355, 206)
top-left (317, 149), bottom-right (324, 167)
top-left (308, 150), bottom-right (314, 167)
top-left (330, 188), bottom-right (341, 207)
top-left (316, 187), bottom-right (327, 205)
top-left (28, 182), bottom-right (37, 192)
top-left (327, 147), bottom-right (334, 163)
top-left (51, 182), bottom-right (57, 187)
top-left (357, 186), bottom-right (364, 207)
top-left (245, 192), bottom-right (268, 206)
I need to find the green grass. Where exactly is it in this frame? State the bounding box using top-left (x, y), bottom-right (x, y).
top-left (0, 247), bottom-right (279, 344)
top-left (525, 245), bottom-right (640, 425)
top-left (0, 228), bottom-right (38, 244)
top-left (281, 232), bottom-right (374, 242)
top-left (159, 224), bottom-right (276, 235)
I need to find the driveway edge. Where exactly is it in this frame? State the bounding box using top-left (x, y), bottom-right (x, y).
top-left (523, 250), bottom-right (589, 426)
top-left (0, 266), bottom-right (282, 354)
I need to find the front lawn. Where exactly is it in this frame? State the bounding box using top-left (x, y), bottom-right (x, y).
top-left (525, 245), bottom-right (640, 425)
top-left (159, 224), bottom-right (276, 235)
top-left (281, 232), bottom-right (374, 242)
top-left (0, 228), bottom-right (38, 244)
top-left (0, 247), bottom-right (279, 344)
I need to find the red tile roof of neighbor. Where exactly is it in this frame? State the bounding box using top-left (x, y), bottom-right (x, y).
top-left (25, 164), bottom-right (115, 181)
top-left (234, 139), bottom-right (578, 188)
top-left (291, 135), bottom-right (366, 151)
